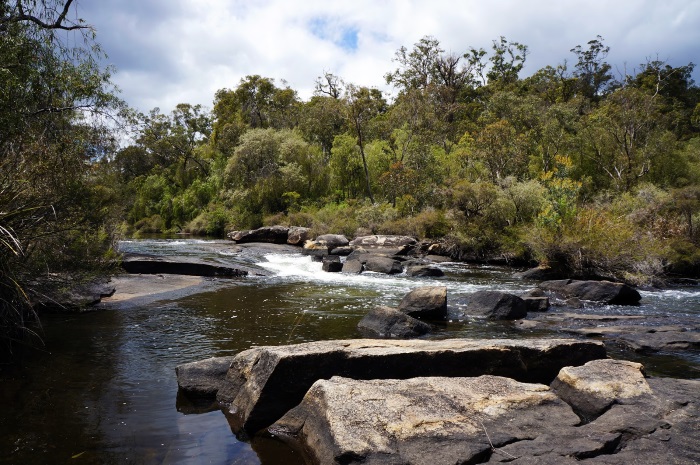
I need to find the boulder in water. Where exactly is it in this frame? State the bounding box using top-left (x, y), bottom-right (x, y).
top-left (397, 286), bottom-right (447, 321)
top-left (464, 290), bottom-right (527, 320)
top-left (357, 306), bottom-right (432, 339)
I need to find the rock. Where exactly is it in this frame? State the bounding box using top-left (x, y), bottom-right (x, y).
top-left (405, 265), bottom-right (445, 277)
top-left (362, 255), bottom-right (403, 274)
top-left (31, 277), bottom-right (116, 312)
top-left (515, 266), bottom-right (564, 280)
top-left (349, 235), bottom-right (418, 255)
top-left (397, 286), bottom-right (447, 321)
top-left (228, 226), bottom-right (289, 244)
top-left (566, 297), bottom-right (584, 308)
top-left (489, 376), bottom-right (700, 464)
top-left (286, 226), bottom-right (311, 246)
top-left (551, 359), bottom-right (652, 421)
top-left (216, 338), bottom-right (606, 435)
top-left (270, 375), bottom-right (581, 465)
top-left (329, 246), bottom-right (353, 256)
top-left (312, 234), bottom-right (350, 250)
top-left (357, 306), bottom-right (432, 338)
top-left (523, 296), bottom-right (550, 312)
top-left (617, 329), bottom-right (700, 353)
top-left (465, 291), bottom-right (528, 320)
top-left (345, 248), bottom-right (369, 261)
top-left (121, 254), bottom-right (248, 277)
top-left (522, 288), bottom-right (546, 298)
top-left (175, 356), bottom-right (236, 398)
top-left (424, 254), bottom-right (453, 263)
top-left (322, 255), bottom-right (342, 272)
top-left (539, 279), bottom-right (641, 305)
top-left (564, 324), bottom-right (700, 353)
top-left (341, 258), bottom-right (364, 274)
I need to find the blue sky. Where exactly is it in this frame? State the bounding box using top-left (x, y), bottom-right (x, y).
top-left (76, 0), bottom-right (700, 114)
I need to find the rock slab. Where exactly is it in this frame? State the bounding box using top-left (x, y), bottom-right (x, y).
top-left (271, 375), bottom-right (580, 465)
top-left (121, 255), bottom-right (248, 277)
top-left (539, 279), bottom-right (641, 305)
top-left (216, 338), bottom-right (606, 435)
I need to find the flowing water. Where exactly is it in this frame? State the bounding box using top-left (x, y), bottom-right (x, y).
top-left (1, 238), bottom-right (698, 464)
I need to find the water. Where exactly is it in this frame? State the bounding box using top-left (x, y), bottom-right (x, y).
top-left (1, 238), bottom-right (698, 464)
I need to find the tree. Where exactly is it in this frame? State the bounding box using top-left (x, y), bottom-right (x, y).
top-left (577, 87), bottom-right (673, 191)
top-left (343, 84), bottom-right (386, 203)
top-left (473, 119), bottom-right (528, 181)
top-left (570, 36), bottom-right (614, 101)
top-left (487, 36), bottom-right (528, 86)
top-left (1, 0), bottom-right (122, 355)
top-left (136, 104), bottom-right (212, 182)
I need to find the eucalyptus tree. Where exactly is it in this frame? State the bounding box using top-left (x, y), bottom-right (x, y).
top-left (576, 86), bottom-right (675, 191)
top-left (343, 84), bottom-right (387, 203)
top-left (570, 36), bottom-right (614, 101)
top-left (1, 0), bottom-right (122, 354)
top-left (486, 36), bottom-right (528, 87)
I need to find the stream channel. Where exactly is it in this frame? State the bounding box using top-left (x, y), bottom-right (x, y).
top-left (1, 237), bottom-right (699, 464)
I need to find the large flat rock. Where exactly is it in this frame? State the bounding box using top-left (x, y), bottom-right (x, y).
top-left (216, 338), bottom-right (606, 435)
top-left (121, 254), bottom-right (248, 277)
top-left (271, 374), bottom-right (700, 465)
top-left (271, 375), bottom-right (580, 465)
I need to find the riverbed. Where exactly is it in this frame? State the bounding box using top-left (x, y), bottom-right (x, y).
top-left (1, 238), bottom-right (698, 464)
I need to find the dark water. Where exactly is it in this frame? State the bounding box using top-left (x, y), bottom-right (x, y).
top-left (1, 238), bottom-right (698, 464)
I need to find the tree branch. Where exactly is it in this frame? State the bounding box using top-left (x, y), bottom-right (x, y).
top-left (3, 0), bottom-right (87, 31)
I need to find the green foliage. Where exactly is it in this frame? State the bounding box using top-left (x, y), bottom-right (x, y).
top-left (1, 0), bottom-right (123, 354)
top-left (112, 32), bottom-right (700, 281)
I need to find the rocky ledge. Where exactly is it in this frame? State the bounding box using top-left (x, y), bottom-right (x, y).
top-left (270, 361), bottom-right (699, 464)
top-left (175, 338), bottom-right (699, 464)
top-left (180, 338), bottom-right (605, 436)
top-left (121, 253), bottom-right (249, 277)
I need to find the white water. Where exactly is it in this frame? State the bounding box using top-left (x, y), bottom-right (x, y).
top-left (255, 252), bottom-right (530, 300)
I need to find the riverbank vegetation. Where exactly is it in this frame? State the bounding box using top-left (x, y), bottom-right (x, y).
top-left (1, 0), bottom-right (123, 355)
top-left (116, 36), bottom-right (700, 284)
top-left (2, 1), bottom-right (700, 355)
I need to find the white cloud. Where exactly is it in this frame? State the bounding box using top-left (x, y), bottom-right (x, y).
top-left (79, 0), bottom-right (700, 114)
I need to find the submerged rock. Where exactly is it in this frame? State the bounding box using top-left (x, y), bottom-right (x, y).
top-left (216, 338), bottom-right (606, 435)
top-left (357, 306), bottom-right (432, 339)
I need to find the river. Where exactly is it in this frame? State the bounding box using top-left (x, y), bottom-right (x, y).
top-left (1, 238), bottom-right (698, 464)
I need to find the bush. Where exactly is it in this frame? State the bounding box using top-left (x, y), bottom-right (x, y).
top-left (134, 215), bottom-right (166, 234)
top-left (526, 206), bottom-right (668, 283)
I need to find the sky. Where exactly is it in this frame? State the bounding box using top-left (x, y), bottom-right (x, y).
top-left (75, 0), bottom-right (700, 115)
